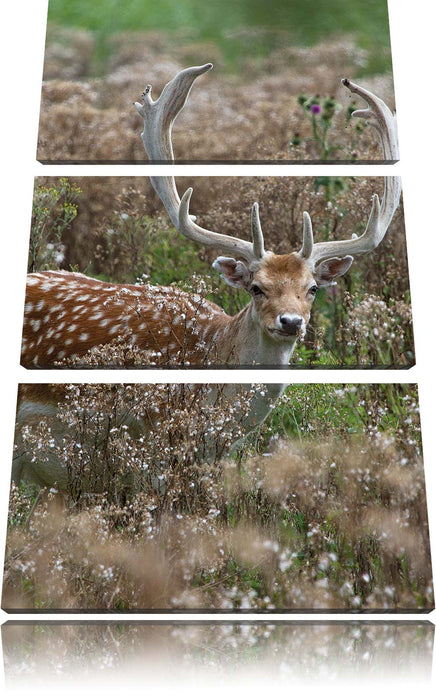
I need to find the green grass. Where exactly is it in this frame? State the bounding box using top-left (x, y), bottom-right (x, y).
top-left (264, 384), bottom-right (421, 449)
top-left (47, 0), bottom-right (392, 75)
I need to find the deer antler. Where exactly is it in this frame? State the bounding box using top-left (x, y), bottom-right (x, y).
top-left (135, 67), bottom-right (401, 268)
top-left (299, 78), bottom-right (401, 266)
top-left (134, 64), bottom-right (266, 263)
top-left (135, 63), bottom-right (213, 163)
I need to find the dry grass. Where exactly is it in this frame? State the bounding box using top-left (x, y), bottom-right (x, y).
top-left (37, 28), bottom-right (394, 163)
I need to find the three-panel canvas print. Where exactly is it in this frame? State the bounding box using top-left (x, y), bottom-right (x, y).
top-left (2, 0), bottom-right (433, 689)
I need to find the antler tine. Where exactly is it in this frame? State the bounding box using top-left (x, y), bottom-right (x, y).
top-left (299, 211), bottom-right (314, 258)
top-left (135, 63), bottom-right (213, 163)
top-left (135, 64), bottom-right (263, 263)
top-left (300, 79), bottom-right (402, 266)
top-left (251, 203), bottom-right (266, 260)
top-left (341, 77), bottom-right (399, 161)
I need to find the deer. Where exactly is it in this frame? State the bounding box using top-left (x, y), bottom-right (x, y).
top-left (14, 64), bottom-right (401, 496)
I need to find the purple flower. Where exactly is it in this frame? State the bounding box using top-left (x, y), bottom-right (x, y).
top-left (310, 103), bottom-right (321, 115)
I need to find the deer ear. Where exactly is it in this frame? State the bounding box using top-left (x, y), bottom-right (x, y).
top-left (212, 256), bottom-right (251, 289)
top-left (314, 255), bottom-right (354, 287)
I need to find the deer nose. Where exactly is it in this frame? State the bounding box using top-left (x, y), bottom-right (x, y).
top-left (278, 314), bottom-right (304, 335)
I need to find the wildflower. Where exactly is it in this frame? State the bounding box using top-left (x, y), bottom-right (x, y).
top-left (310, 103), bottom-right (321, 115)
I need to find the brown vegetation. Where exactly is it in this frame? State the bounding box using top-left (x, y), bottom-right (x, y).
top-left (38, 27), bottom-right (394, 162)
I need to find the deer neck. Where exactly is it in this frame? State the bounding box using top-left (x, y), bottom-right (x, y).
top-left (223, 304), bottom-right (298, 367)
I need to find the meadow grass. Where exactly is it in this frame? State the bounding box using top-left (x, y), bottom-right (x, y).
top-left (46, 0), bottom-right (392, 75)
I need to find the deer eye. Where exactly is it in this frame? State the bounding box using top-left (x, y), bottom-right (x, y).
top-left (250, 284), bottom-right (265, 297)
top-left (308, 284), bottom-right (318, 297)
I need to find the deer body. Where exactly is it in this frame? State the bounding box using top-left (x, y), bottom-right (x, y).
top-left (13, 382), bottom-right (287, 496)
top-left (15, 64), bottom-right (401, 493)
top-left (22, 251), bottom-right (321, 367)
top-left (14, 386), bottom-right (69, 489)
top-left (22, 271), bottom-right (229, 367)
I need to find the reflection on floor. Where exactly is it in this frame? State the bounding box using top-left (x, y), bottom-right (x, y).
top-left (2, 621), bottom-right (433, 688)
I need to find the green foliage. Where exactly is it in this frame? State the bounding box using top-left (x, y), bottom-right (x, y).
top-left (264, 384), bottom-right (421, 453)
top-left (47, 0), bottom-right (392, 75)
top-left (7, 482), bottom-right (40, 528)
top-left (93, 212), bottom-right (249, 314)
top-left (314, 175), bottom-right (350, 201)
top-left (94, 212), bottom-right (211, 286)
top-left (292, 94), bottom-right (362, 161)
top-left (29, 178), bottom-right (81, 272)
